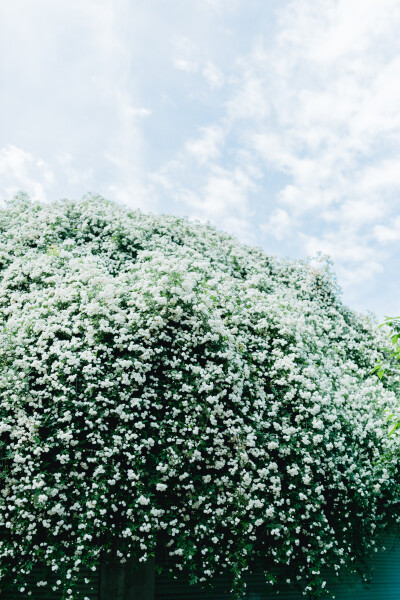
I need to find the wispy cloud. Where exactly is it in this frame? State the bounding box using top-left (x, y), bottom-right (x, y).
top-left (219, 0), bottom-right (400, 311)
top-left (185, 126), bottom-right (224, 164)
top-left (0, 145), bottom-right (54, 202)
top-left (145, 1), bottom-right (400, 314)
top-left (261, 208), bottom-right (293, 242)
top-left (173, 36), bottom-right (224, 88)
top-left (1, 0), bottom-right (400, 316)
top-left (374, 217), bottom-right (400, 244)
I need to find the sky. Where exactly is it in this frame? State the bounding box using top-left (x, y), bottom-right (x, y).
top-left (1, 0), bottom-right (400, 320)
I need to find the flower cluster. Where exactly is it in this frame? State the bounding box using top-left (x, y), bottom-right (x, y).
top-left (0, 194), bottom-right (399, 599)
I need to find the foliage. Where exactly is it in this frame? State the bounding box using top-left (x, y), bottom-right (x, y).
top-left (372, 316), bottom-right (400, 435)
top-left (0, 194), bottom-right (400, 599)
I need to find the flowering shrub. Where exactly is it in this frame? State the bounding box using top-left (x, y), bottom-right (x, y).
top-left (0, 194), bottom-right (399, 599)
top-left (373, 316), bottom-right (400, 436)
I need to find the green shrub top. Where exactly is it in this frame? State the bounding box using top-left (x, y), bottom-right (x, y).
top-left (0, 194), bottom-right (399, 599)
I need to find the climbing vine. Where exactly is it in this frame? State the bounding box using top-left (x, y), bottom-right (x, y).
top-left (0, 194), bottom-right (399, 599)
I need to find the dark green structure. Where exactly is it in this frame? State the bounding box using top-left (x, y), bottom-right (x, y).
top-left (2, 533), bottom-right (400, 599)
top-left (156, 533), bottom-right (400, 600)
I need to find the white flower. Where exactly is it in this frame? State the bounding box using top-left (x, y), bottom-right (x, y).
top-left (267, 441), bottom-right (279, 450)
top-left (0, 195), bottom-right (397, 599)
top-left (287, 465), bottom-right (299, 476)
top-left (137, 495), bottom-right (150, 506)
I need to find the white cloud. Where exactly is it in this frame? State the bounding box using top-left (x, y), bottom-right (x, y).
top-left (173, 58), bottom-right (198, 73)
top-left (185, 126), bottom-right (224, 164)
top-left (202, 61), bottom-right (224, 88)
top-left (261, 208), bottom-right (292, 241)
top-left (164, 164), bottom-right (258, 242)
top-left (0, 145), bottom-right (54, 202)
top-left (125, 106), bottom-right (151, 118)
top-left (172, 37), bottom-right (200, 73)
top-left (227, 64), bottom-right (270, 121)
top-left (201, 168), bottom-right (254, 219)
top-left (194, 0), bottom-right (242, 14)
top-left (336, 261), bottom-right (384, 290)
top-left (146, 1), bottom-right (400, 301)
top-left (107, 183), bottom-right (152, 212)
top-left (2, 0), bottom-right (400, 316)
top-left (302, 231), bottom-right (384, 287)
top-left (356, 159), bottom-right (400, 195)
top-left (172, 37), bottom-right (224, 88)
top-left (214, 0), bottom-right (400, 306)
top-left (58, 154), bottom-right (93, 187)
top-left (276, 0), bottom-right (400, 66)
top-left (322, 199), bottom-right (383, 226)
top-left (373, 217), bottom-right (400, 244)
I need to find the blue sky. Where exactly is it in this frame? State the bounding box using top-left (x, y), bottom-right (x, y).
top-left (1, 0), bottom-right (400, 320)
